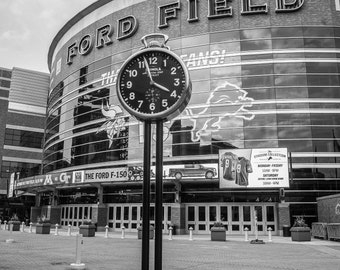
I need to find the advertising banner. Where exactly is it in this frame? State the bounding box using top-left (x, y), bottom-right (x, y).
top-left (84, 167), bottom-right (128, 182)
top-left (219, 148), bottom-right (289, 188)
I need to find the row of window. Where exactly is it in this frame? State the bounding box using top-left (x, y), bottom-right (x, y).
top-left (0, 79), bottom-right (10, 88)
top-left (0, 161), bottom-right (41, 179)
top-left (5, 128), bottom-right (44, 149)
top-left (0, 69), bottom-right (11, 79)
top-left (49, 25), bottom-right (340, 103)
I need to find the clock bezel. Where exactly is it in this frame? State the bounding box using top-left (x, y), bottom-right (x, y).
top-left (116, 47), bottom-right (192, 122)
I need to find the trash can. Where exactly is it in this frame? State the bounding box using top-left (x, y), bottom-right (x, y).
top-left (283, 225), bottom-right (291, 237)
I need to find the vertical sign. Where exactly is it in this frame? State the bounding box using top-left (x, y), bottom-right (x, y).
top-left (8, 173), bottom-right (16, 198)
top-left (336, 0), bottom-right (340, 11)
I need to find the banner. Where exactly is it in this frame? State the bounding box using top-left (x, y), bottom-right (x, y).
top-left (219, 148), bottom-right (289, 188)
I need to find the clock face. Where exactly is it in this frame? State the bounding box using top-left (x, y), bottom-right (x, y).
top-left (117, 48), bottom-right (191, 122)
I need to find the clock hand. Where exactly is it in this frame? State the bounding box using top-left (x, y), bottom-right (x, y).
top-left (143, 56), bottom-right (154, 84)
top-left (153, 82), bottom-right (170, 92)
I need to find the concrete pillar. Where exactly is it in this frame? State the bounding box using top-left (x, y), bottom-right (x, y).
top-left (91, 204), bottom-right (108, 232)
top-left (30, 207), bottom-right (42, 223)
top-left (170, 203), bottom-right (186, 235)
top-left (277, 203), bottom-right (290, 236)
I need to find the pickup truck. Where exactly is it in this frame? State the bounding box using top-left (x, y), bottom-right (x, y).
top-left (168, 164), bottom-right (217, 180)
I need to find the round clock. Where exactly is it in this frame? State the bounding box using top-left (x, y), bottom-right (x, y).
top-left (116, 47), bottom-right (191, 122)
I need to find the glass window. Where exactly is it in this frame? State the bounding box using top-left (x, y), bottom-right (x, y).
top-left (277, 113), bottom-right (311, 125)
top-left (242, 64), bottom-right (273, 76)
top-left (272, 27), bottom-right (303, 38)
top-left (243, 206), bottom-right (251, 222)
top-left (0, 79), bottom-right (10, 88)
top-left (210, 30), bottom-right (240, 43)
top-left (241, 39), bottom-right (271, 51)
top-left (307, 75), bottom-right (339, 86)
top-left (0, 69), bottom-right (12, 78)
top-left (274, 63), bottom-right (306, 75)
top-left (275, 75), bottom-right (307, 86)
top-left (266, 206), bottom-right (274, 222)
top-left (242, 75), bottom-right (274, 88)
top-left (244, 127), bottom-right (277, 140)
top-left (275, 87), bottom-right (309, 99)
top-left (209, 206), bottom-right (216, 221)
top-left (240, 28), bottom-right (271, 40)
top-left (306, 62), bottom-right (338, 74)
top-left (198, 206), bottom-right (206, 221)
top-left (220, 207), bottom-right (228, 222)
top-left (188, 206), bottom-right (195, 221)
top-left (278, 127), bottom-right (312, 139)
top-left (231, 206), bottom-right (239, 221)
top-left (303, 27), bottom-right (334, 37)
top-left (272, 38), bottom-right (304, 49)
top-left (115, 207), bottom-right (121, 220)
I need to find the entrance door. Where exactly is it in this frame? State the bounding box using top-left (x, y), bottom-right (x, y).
top-left (107, 204), bottom-right (172, 232)
top-left (60, 205), bottom-right (94, 227)
top-left (186, 203), bottom-right (277, 235)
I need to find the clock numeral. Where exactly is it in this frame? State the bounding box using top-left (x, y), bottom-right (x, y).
top-left (170, 90), bottom-right (177, 98)
top-left (138, 100), bottom-right (143, 108)
top-left (149, 57), bottom-right (157, 65)
top-left (150, 103), bottom-right (156, 111)
top-left (174, 78), bottom-right (180, 86)
top-left (163, 59), bottom-right (167, 67)
top-left (171, 67), bottom-right (176, 75)
top-left (138, 61), bottom-right (145, 69)
top-left (128, 69), bottom-right (138, 77)
top-left (127, 81), bottom-right (132, 88)
top-left (129, 92), bottom-right (135, 100)
top-left (162, 99), bottom-right (168, 107)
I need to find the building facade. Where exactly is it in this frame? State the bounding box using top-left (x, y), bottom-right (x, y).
top-left (0, 67), bottom-right (49, 220)
top-left (15, 0), bottom-right (340, 235)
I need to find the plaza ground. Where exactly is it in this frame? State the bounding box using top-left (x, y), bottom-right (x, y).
top-left (0, 227), bottom-right (340, 270)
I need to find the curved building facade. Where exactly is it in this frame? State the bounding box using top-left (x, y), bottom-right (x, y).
top-left (17, 0), bottom-right (340, 234)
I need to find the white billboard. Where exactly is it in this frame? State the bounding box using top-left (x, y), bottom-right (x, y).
top-left (219, 148), bottom-right (289, 188)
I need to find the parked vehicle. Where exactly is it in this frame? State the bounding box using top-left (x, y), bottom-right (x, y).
top-left (168, 164), bottom-right (217, 180)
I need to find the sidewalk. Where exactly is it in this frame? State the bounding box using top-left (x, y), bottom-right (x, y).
top-left (1, 227), bottom-right (340, 270)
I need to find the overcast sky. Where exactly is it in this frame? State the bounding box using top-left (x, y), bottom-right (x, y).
top-left (0, 0), bottom-right (97, 73)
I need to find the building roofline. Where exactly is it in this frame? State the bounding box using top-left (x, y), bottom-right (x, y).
top-left (47, 0), bottom-right (112, 72)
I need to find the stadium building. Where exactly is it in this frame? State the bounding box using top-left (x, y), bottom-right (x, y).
top-left (14, 0), bottom-right (340, 235)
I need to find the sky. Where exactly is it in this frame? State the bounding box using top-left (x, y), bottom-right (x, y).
top-left (0, 0), bottom-right (98, 73)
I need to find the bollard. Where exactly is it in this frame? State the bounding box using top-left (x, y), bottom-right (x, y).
top-left (189, 227), bottom-right (193, 241)
top-left (21, 222), bottom-right (25, 232)
top-left (268, 227), bottom-right (273, 242)
top-left (121, 226), bottom-right (125, 239)
top-left (67, 224), bottom-right (72, 236)
top-left (70, 234), bottom-right (85, 269)
top-left (29, 222), bottom-right (33, 233)
top-left (0, 220), bottom-right (2, 230)
top-left (55, 224), bottom-right (59, 236)
top-left (168, 226), bottom-right (173, 240)
top-left (105, 225), bottom-right (109, 238)
top-left (244, 227), bottom-right (249, 241)
top-left (4, 220), bottom-right (7, 231)
top-left (6, 223), bottom-right (14, 243)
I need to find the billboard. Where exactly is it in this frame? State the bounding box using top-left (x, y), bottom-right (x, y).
top-left (219, 148), bottom-right (289, 188)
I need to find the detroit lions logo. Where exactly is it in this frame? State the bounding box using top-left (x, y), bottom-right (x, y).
top-left (96, 100), bottom-right (127, 148)
top-left (185, 81), bottom-right (255, 142)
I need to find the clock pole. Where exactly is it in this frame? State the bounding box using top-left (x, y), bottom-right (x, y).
top-left (142, 121), bottom-right (151, 270)
top-left (155, 120), bottom-right (164, 270)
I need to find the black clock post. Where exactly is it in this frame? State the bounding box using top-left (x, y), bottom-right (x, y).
top-left (116, 34), bottom-right (191, 270)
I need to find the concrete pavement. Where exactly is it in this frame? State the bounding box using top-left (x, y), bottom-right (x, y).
top-left (0, 226), bottom-right (340, 270)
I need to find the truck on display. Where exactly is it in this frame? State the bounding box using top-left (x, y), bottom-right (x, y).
top-left (168, 164), bottom-right (217, 180)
